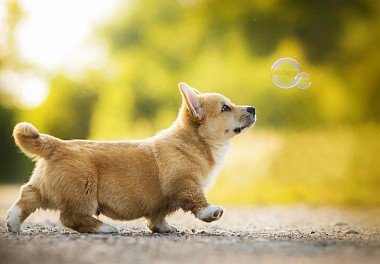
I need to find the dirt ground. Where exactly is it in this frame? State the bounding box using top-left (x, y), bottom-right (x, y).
top-left (0, 186), bottom-right (379, 264)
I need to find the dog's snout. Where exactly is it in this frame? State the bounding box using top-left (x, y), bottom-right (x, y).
top-left (247, 107), bottom-right (255, 115)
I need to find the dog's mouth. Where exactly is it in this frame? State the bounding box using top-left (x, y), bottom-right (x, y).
top-left (233, 124), bottom-right (251, 133)
top-left (233, 116), bottom-right (256, 134)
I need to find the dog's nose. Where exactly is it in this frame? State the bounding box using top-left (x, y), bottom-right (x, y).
top-left (247, 107), bottom-right (255, 115)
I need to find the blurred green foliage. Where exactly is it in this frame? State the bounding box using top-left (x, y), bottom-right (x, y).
top-left (0, 0), bottom-right (379, 205)
top-left (24, 75), bottom-right (99, 139)
top-left (209, 125), bottom-right (380, 206)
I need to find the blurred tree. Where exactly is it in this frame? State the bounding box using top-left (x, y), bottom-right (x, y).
top-left (0, 0), bottom-right (34, 182)
top-left (22, 74), bottom-right (99, 139)
top-left (89, 0), bottom-right (378, 138)
top-left (0, 0), bottom-right (24, 70)
top-left (0, 96), bottom-right (26, 183)
top-left (0, 1), bottom-right (101, 182)
top-left (1, 0), bottom-right (380, 186)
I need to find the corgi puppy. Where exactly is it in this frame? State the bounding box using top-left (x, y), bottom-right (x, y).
top-left (7, 82), bottom-right (255, 233)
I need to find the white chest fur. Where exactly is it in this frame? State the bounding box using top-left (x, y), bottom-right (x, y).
top-left (204, 141), bottom-right (230, 190)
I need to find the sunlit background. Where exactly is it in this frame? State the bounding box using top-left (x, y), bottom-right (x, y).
top-left (0, 0), bottom-right (379, 206)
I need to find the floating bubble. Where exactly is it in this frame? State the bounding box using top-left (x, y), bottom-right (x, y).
top-left (295, 72), bottom-right (311, 89)
top-left (271, 58), bottom-right (311, 89)
top-left (271, 58), bottom-right (301, 89)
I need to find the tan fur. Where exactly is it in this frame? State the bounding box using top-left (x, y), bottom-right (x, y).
top-left (7, 82), bottom-right (255, 233)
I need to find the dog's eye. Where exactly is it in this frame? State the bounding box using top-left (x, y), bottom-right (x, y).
top-left (221, 104), bottom-right (231, 112)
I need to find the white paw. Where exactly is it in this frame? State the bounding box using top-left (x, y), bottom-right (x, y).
top-left (196, 205), bottom-right (224, 223)
top-left (97, 223), bottom-right (118, 233)
top-left (7, 204), bottom-right (21, 233)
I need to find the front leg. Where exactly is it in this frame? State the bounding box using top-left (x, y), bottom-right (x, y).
top-left (196, 205), bottom-right (224, 223)
top-left (147, 218), bottom-right (178, 233)
top-left (178, 184), bottom-right (224, 223)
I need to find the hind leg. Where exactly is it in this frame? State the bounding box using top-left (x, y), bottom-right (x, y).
top-left (60, 210), bottom-right (117, 233)
top-left (7, 184), bottom-right (41, 233)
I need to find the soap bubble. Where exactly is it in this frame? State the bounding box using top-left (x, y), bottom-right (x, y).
top-left (295, 72), bottom-right (311, 89)
top-left (271, 58), bottom-right (301, 89)
top-left (271, 58), bottom-right (311, 89)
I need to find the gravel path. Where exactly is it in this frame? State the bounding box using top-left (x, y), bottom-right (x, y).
top-left (0, 187), bottom-right (379, 264)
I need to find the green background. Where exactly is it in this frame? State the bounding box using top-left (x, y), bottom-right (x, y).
top-left (0, 0), bottom-right (379, 205)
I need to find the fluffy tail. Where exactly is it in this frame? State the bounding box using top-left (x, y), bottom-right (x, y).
top-left (13, 122), bottom-right (59, 159)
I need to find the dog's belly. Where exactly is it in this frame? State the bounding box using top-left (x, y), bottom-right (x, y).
top-left (95, 145), bottom-right (165, 220)
top-left (96, 168), bottom-right (177, 221)
top-left (98, 200), bottom-right (144, 221)
top-left (97, 169), bottom-right (173, 219)
top-left (97, 183), bottom-right (170, 221)
top-left (34, 139), bottom-right (166, 220)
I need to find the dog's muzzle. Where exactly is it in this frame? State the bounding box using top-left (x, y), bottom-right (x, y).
top-left (234, 114), bottom-right (256, 134)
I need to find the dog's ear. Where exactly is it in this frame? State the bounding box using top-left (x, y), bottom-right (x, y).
top-left (192, 87), bottom-right (201, 95)
top-left (178, 82), bottom-right (204, 122)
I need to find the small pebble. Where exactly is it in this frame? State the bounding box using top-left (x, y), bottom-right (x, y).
top-left (333, 222), bottom-right (348, 227)
top-left (345, 229), bottom-right (359, 235)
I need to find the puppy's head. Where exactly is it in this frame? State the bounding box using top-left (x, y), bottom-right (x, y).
top-left (178, 82), bottom-right (256, 141)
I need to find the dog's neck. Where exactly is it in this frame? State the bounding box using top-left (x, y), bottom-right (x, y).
top-left (173, 108), bottom-right (229, 159)
top-left (157, 110), bottom-right (230, 188)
